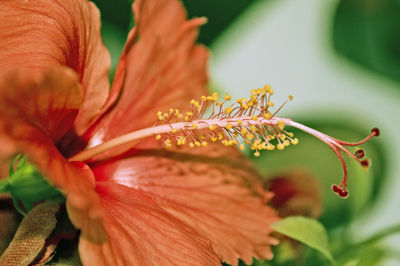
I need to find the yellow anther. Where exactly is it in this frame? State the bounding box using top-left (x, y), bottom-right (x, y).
top-left (288, 95), bottom-right (294, 101)
top-left (202, 141), bottom-right (208, 147)
top-left (201, 95), bottom-right (207, 101)
top-left (244, 139), bottom-right (252, 145)
top-left (284, 140), bottom-right (290, 146)
top-left (171, 128), bottom-right (178, 133)
top-left (178, 114), bottom-right (183, 119)
top-left (236, 98), bottom-right (242, 103)
top-left (211, 137), bottom-right (217, 143)
top-left (254, 151), bottom-right (260, 157)
top-left (195, 141), bottom-right (201, 147)
top-left (279, 134), bottom-right (286, 140)
top-left (251, 116), bottom-right (258, 121)
top-left (224, 94), bottom-right (231, 101)
top-left (212, 92), bottom-right (219, 99)
top-left (239, 144), bottom-right (245, 151)
top-left (237, 119), bottom-right (242, 126)
top-left (186, 112), bottom-right (193, 117)
top-left (266, 144), bottom-right (275, 150)
top-left (278, 120), bottom-right (285, 130)
top-left (189, 142), bottom-right (195, 148)
top-left (165, 139), bottom-right (172, 149)
top-left (291, 138), bottom-right (299, 145)
top-left (207, 96), bottom-right (214, 101)
top-left (184, 116), bottom-right (189, 122)
top-left (263, 112), bottom-right (272, 120)
top-left (157, 111), bottom-right (162, 116)
top-left (155, 134), bottom-right (161, 140)
top-left (209, 124), bottom-right (216, 130)
top-left (277, 143), bottom-right (285, 150)
top-left (246, 133), bottom-right (254, 140)
top-left (241, 128), bottom-right (248, 135)
top-left (288, 132), bottom-right (294, 138)
top-left (169, 108), bottom-right (174, 113)
top-left (267, 101), bottom-right (274, 107)
top-left (192, 123), bottom-right (198, 129)
top-left (177, 136), bottom-right (186, 146)
top-left (225, 107), bottom-right (233, 114)
top-left (218, 133), bottom-right (224, 140)
top-left (216, 101), bottom-right (223, 106)
top-left (225, 123), bottom-right (232, 130)
top-left (251, 125), bottom-right (257, 132)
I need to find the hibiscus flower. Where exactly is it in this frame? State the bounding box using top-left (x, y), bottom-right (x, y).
top-left (0, 0), bottom-right (279, 264)
top-left (0, 0), bottom-right (378, 265)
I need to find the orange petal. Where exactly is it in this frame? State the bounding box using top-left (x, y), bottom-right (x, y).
top-left (91, 145), bottom-right (279, 265)
top-left (87, 0), bottom-right (208, 145)
top-left (0, 67), bottom-right (82, 145)
top-left (0, 0), bottom-right (111, 133)
top-left (79, 182), bottom-right (220, 266)
top-left (0, 68), bottom-right (104, 242)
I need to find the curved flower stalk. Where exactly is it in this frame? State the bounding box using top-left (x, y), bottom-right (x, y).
top-left (0, 0), bottom-right (280, 265)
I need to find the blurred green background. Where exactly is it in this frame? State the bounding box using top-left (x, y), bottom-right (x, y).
top-left (92, 0), bottom-right (400, 265)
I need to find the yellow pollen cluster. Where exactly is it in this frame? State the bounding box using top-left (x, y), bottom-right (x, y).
top-left (154, 86), bottom-right (298, 156)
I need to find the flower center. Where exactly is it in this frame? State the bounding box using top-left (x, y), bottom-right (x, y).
top-left (69, 85), bottom-right (379, 198)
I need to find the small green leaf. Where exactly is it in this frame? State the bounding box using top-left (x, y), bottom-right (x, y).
top-left (272, 216), bottom-right (335, 265)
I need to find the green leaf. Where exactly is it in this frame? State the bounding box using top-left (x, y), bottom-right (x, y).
top-left (272, 216), bottom-right (335, 265)
top-left (333, 0), bottom-right (400, 84)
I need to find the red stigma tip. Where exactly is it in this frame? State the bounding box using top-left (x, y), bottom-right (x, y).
top-left (371, 128), bottom-right (380, 137)
top-left (361, 159), bottom-right (370, 167)
top-left (338, 189), bottom-right (349, 198)
top-left (332, 184), bottom-right (341, 193)
top-left (332, 185), bottom-right (348, 198)
top-left (355, 149), bottom-right (365, 159)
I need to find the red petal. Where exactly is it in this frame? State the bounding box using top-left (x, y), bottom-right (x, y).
top-left (91, 145), bottom-right (279, 265)
top-left (0, 0), bottom-right (111, 133)
top-left (87, 0), bottom-right (208, 145)
top-left (79, 182), bottom-right (220, 266)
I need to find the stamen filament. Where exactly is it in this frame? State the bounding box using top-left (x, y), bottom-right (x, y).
top-left (69, 116), bottom-right (285, 162)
